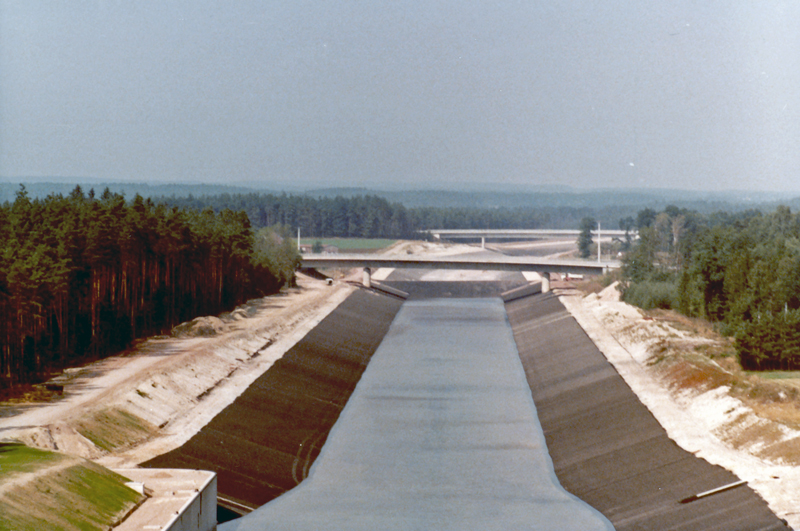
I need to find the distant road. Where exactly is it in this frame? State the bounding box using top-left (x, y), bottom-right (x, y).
top-left (423, 228), bottom-right (632, 240)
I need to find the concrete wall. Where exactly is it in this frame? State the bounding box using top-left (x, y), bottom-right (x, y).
top-left (115, 469), bottom-right (218, 531)
top-left (164, 473), bottom-right (217, 531)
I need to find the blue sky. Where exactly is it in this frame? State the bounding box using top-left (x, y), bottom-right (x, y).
top-left (2, 1), bottom-right (799, 191)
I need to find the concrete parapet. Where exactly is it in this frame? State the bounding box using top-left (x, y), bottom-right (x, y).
top-left (500, 281), bottom-right (543, 302)
top-left (370, 281), bottom-right (409, 299)
top-left (114, 468), bottom-right (217, 531)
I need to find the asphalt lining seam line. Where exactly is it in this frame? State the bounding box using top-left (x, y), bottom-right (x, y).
top-left (526, 313), bottom-right (574, 329)
top-left (217, 495), bottom-right (256, 513)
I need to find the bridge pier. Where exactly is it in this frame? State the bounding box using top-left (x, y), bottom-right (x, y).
top-left (541, 272), bottom-right (551, 293)
top-left (363, 267), bottom-right (372, 288)
top-left (481, 236), bottom-right (485, 249)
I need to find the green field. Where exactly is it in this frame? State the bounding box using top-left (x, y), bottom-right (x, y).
top-left (306, 238), bottom-right (397, 252)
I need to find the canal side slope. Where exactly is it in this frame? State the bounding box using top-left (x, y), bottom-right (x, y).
top-left (0, 273), bottom-right (354, 467)
top-left (506, 292), bottom-right (789, 530)
top-left (559, 285), bottom-right (800, 529)
top-left (142, 288), bottom-right (404, 513)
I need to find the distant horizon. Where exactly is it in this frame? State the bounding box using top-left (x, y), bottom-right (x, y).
top-left (2, 176), bottom-right (799, 202)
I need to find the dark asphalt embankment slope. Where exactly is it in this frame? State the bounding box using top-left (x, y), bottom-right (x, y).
top-left (506, 293), bottom-right (788, 531)
top-left (142, 289), bottom-right (403, 512)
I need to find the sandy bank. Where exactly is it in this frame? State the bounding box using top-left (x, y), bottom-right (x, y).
top-left (560, 284), bottom-right (800, 529)
top-left (0, 273), bottom-right (355, 468)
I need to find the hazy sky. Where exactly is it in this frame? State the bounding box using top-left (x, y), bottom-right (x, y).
top-left (2, 1), bottom-right (799, 191)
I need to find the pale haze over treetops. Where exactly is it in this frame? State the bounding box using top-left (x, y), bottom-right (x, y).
top-left (1, 2), bottom-right (799, 192)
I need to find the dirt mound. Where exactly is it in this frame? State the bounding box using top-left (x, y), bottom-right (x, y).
top-left (225, 308), bottom-right (250, 321)
top-left (12, 423), bottom-right (104, 459)
top-left (172, 316), bottom-right (227, 337)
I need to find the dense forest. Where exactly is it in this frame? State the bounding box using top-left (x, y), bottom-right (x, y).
top-left (158, 192), bottom-right (559, 237)
top-left (620, 205), bottom-right (800, 370)
top-left (0, 186), bottom-right (299, 388)
top-left (10, 183), bottom-right (798, 232)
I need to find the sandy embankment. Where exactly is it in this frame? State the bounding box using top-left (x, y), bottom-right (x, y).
top-left (0, 273), bottom-right (355, 468)
top-left (561, 285), bottom-right (800, 530)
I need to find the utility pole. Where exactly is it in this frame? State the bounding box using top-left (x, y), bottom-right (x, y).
top-left (297, 227), bottom-right (301, 252)
top-left (597, 221), bottom-right (601, 262)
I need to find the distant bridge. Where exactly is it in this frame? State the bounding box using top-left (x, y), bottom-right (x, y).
top-left (423, 229), bottom-right (633, 248)
top-left (300, 254), bottom-right (621, 292)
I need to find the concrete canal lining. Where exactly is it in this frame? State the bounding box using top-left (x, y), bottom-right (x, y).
top-left (221, 298), bottom-right (613, 531)
top-left (142, 289), bottom-right (403, 514)
top-left (506, 293), bottom-right (788, 531)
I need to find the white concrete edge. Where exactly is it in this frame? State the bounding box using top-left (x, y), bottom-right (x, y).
top-left (159, 470), bottom-right (217, 531)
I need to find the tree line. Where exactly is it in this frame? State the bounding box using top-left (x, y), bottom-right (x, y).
top-left (0, 186), bottom-right (298, 388)
top-left (157, 192), bottom-right (584, 237)
top-left (620, 205), bottom-right (800, 370)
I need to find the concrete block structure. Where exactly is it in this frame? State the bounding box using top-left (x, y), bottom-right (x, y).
top-left (114, 468), bottom-right (217, 531)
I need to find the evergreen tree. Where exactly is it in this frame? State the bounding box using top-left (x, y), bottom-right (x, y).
top-left (577, 217), bottom-right (596, 259)
top-left (0, 186), bottom-right (293, 388)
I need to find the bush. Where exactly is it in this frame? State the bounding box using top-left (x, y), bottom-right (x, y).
top-left (253, 225), bottom-right (302, 286)
top-left (736, 310), bottom-right (800, 370)
top-left (621, 279), bottom-right (678, 310)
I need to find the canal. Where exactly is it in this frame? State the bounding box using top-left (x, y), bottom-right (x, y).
top-left (221, 298), bottom-right (613, 530)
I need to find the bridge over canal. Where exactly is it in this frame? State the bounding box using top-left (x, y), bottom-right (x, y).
top-left (300, 254), bottom-right (621, 293)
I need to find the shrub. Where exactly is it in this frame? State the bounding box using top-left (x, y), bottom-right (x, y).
top-left (621, 279), bottom-right (678, 310)
top-left (736, 310), bottom-right (800, 370)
